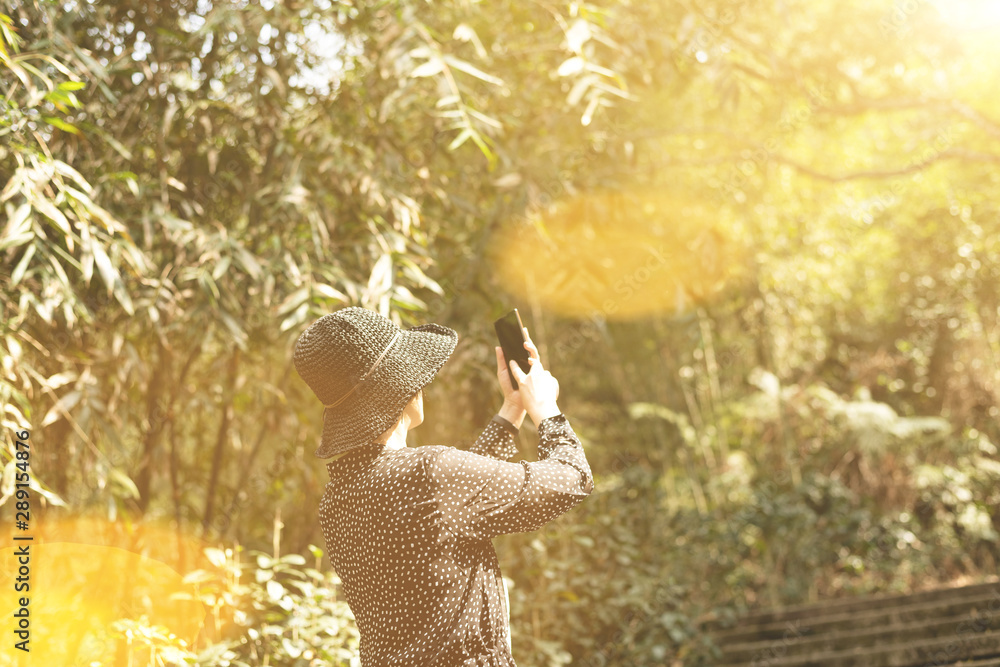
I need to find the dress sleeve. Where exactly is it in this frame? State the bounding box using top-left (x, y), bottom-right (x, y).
top-left (468, 417), bottom-right (519, 461)
top-left (430, 414), bottom-right (593, 542)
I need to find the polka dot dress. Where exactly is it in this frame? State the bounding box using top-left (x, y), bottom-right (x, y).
top-left (318, 414), bottom-right (593, 666)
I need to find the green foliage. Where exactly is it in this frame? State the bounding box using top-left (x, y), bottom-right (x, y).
top-left (115, 545), bottom-right (360, 666)
top-left (496, 380), bottom-right (999, 664)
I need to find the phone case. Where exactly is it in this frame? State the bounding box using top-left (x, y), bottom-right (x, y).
top-left (494, 309), bottom-right (530, 389)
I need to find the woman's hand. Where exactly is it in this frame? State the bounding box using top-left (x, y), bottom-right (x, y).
top-left (507, 328), bottom-right (561, 425)
top-left (495, 345), bottom-right (527, 428)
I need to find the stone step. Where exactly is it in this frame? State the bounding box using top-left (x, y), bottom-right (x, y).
top-left (717, 628), bottom-right (1000, 667)
top-left (714, 589), bottom-right (1000, 646)
top-left (707, 580), bottom-right (1000, 667)
top-left (718, 601), bottom-right (1000, 664)
top-left (717, 654), bottom-right (1000, 667)
top-left (705, 581), bottom-right (1000, 631)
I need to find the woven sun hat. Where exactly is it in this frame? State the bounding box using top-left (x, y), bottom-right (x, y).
top-left (293, 306), bottom-right (458, 458)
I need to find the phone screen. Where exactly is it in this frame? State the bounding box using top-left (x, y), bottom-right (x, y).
top-left (494, 309), bottom-right (530, 389)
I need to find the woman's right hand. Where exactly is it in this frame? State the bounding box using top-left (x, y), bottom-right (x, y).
top-left (508, 327), bottom-right (561, 424)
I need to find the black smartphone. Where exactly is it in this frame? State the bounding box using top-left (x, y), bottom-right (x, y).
top-left (494, 309), bottom-right (531, 389)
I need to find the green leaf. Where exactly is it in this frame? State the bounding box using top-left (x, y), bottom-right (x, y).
top-left (266, 579), bottom-right (285, 601)
top-left (212, 255), bottom-right (232, 280)
top-left (278, 286), bottom-right (309, 315)
top-left (466, 107), bottom-right (502, 130)
top-left (448, 127), bottom-right (475, 151)
top-left (282, 637), bottom-right (303, 658)
top-left (109, 468), bottom-right (140, 499)
top-left (0, 203), bottom-right (32, 251)
top-left (436, 94), bottom-right (461, 108)
top-left (411, 58), bottom-right (444, 78)
top-left (314, 283), bottom-right (348, 302)
top-left (219, 311), bottom-right (248, 349)
top-left (10, 243), bottom-right (35, 286)
top-left (558, 56), bottom-right (585, 77)
top-left (91, 241), bottom-right (116, 294)
top-left (279, 302), bottom-right (309, 332)
top-left (391, 286), bottom-right (425, 311)
top-left (40, 390), bottom-right (81, 427)
top-left (79, 230), bottom-right (93, 284)
top-left (581, 93), bottom-right (601, 126)
top-left (43, 115), bottom-right (81, 135)
top-left (112, 273), bottom-right (134, 315)
top-left (204, 548), bottom-right (228, 568)
top-left (567, 74), bottom-right (597, 106)
top-left (32, 197), bottom-right (71, 235)
top-left (367, 254), bottom-right (393, 298)
top-left (44, 371), bottom-right (78, 390)
top-left (442, 55), bottom-right (504, 86)
top-left (234, 246), bottom-right (262, 280)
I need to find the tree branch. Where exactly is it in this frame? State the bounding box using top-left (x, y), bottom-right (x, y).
top-left (769, 147), bottom-right (1000, 183)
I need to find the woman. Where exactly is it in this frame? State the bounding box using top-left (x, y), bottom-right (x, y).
top-left (293, 307), bottom-right (593, 666)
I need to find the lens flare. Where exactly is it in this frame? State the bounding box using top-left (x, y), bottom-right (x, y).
top-left (928, 0), bottom-right (1000, 30)
top-left (0, 518), bottom-right (210, 666)
top-left (490, 189), bottom-right (743, 320)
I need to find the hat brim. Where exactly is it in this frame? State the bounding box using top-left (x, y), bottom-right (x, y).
top-left (314, 322), bottom-right (458, 458)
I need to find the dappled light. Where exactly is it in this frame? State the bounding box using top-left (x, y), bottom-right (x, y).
top-left (492, 190), bottom-right (743, 320)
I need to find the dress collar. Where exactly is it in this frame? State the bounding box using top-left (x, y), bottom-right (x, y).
top-left (326, 442), bottom-right (387, 479)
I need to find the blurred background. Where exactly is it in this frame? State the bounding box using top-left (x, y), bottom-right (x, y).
top-left (1, 0), bottom-right (999, 664)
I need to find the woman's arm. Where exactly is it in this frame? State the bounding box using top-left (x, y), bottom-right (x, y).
top-left (468, 418), bottom-right (519, 461)
top-left (430, 413), bottom-right (592, 540)
top-left (431, 329), bottom-right (592, 540)
top-left (467, 345), bottom-right (528, 461)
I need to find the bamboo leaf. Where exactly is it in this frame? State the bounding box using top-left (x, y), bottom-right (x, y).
top-left (581, 93), bottom-right (601, 126)
top-left (558, 56), bottom-right (585, 77)
top-left (314, 283), bottom-right (348, 302)
top-left (43, 116), bottom-right (81, 135)
top-left (212, 255), bottom-right (232, 280)
top-left (10, 243), bottom-right (35, 286)
top-left (219, 311), bottom-right (248, 349)
top-left (204, 548), bottom-right (228, 568)
top-left (80, 229), bottom-right (94, 284)
top-left (28, 476), bottom-right (66, 507)
top-left (32, 197), bottom-right (72, 236)
top-left (567, 74), bottom-right (596, 106)
top-left (565, 19), bottom-right (592, 53)
top-left (0, 203), bottom-right (32, 250)
top-left (466, 107), bottom-right (503, 130)
top-left (391, 286), bottom-right (425, 311)
top-left (41, 390), bottom-right (82, 427)
top-left (411, 58), bottom-right (444, 78)
top-left (448, 127), bottom-right (475, 151)
top-left (91, 241), bottom-right (116, 294)
top-left (279, 302), bottom-right (309, 332)
top-left (234, 246), bottom-right (262, 280)
top-left (442, 55), bottom-right (504, 86)
top-left (435, 95), bottom-right (460, 108)
top-left (53, 161), bottom-right (93, 190)
top-left (112, 275), bottom-right (134, 315)
top-left (45, 371), bottom-right (78, 390)
top-left (277, 286), bottom-right (310, 315)
top-left (367, 254), bottom-right (393, 298)
top-left (109, 468), bottom-right (140, 499)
